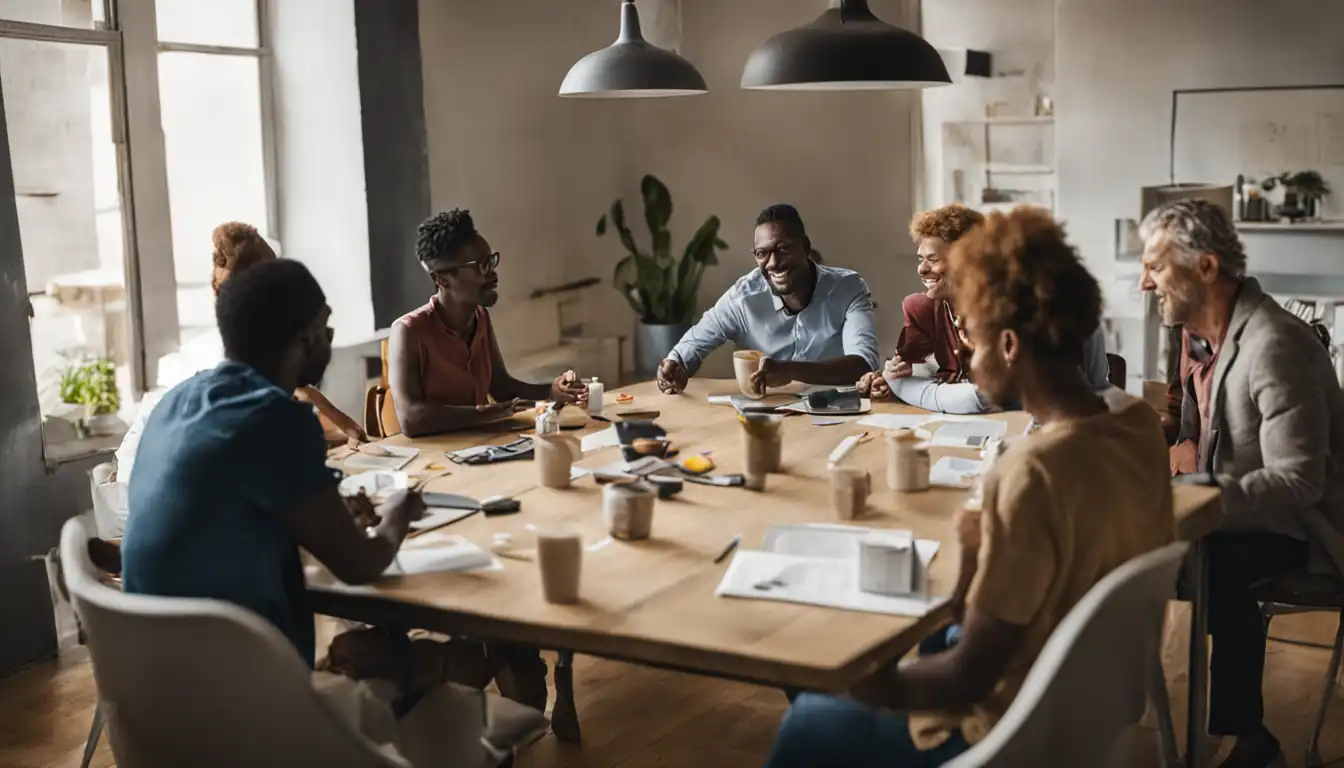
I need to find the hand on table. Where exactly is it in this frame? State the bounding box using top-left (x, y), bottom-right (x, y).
top-left (856, 372), bottom-right (892, 401)
top-left (381, 488), bottom-right (426, 529)
top-left (1170, 440), bottom-right (1197, 476)
top-left (343, 425), bottom-right (368, 450)
top-left (748, 357), bottom-right (792, 395)
top-left (476, 399), bottom-right (527, 423)
top-left (657, 358), bottom-right (689, 394)
top-left (551, 369), bottom-right (589, 405)
top-left (883, 354), bottom-right (913, 380)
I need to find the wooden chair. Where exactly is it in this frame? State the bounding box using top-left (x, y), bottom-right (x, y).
top-left (364, 340), bottom-right (400, 439)
top-left (1254, 570), bottom-right (1344, 767)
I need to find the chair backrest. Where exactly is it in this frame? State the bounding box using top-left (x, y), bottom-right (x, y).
top-left (58, 518), bottom-right (408, 768)
top-left (944, 541), bottom-right (1188, 768)
top-left (1106, 353), bottom-right (1127, 389)
top-left (378, 339), bottom-right (401, 438)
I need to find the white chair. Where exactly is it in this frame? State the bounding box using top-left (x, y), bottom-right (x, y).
top-left (58, 517), bottom-right (535, 767)
top-left (944, 541), bottom-right (1189, 767)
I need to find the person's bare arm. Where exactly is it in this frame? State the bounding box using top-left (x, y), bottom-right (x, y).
top-left (752, 355), bottom-right (874, 390)
top-left (296, 385), bottom-right (366, 443)
top-left (284, 486), bottom-right (423, 585)
top-left (485, 322), bottom-right (557, 402)
top-left (387, 322), bottom-right (517, 437)
top-left (851, 607), bottom-right (1027, 711)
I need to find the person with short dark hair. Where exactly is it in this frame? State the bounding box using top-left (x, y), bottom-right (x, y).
top-left (388, 208), bottom-right (588, 437)
top-left (657, 204), bottom-right (879, 394)
top-left (764, 209), bottom-right (1173, 767)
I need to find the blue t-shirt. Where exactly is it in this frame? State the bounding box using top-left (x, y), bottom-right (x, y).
top-left (122, 361), bottom-right (336, 667)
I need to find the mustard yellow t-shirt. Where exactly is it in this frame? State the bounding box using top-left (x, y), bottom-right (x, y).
top-left (910, 390), bottom-right (1175, 749)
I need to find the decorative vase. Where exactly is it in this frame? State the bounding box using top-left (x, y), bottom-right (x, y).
top-left (635, 321), bottom-right (691, 377)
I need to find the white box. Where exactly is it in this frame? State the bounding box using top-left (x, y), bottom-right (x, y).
top-left (858, 531), bottom-right (925, 597)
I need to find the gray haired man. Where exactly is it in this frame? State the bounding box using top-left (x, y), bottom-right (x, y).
top-left (1139, 199), bottom-right (1344, 768)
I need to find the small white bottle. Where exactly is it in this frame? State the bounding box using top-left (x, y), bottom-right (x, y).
top-left (587, 377), bottom-right (605, 414)
top-left (535, 402), bottom-right (559, 436)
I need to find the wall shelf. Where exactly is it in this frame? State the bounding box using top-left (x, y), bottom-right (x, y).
top-left (948, 116), bottom-right (1054, 126)
top-left (985, 163), bottom-right (1055, 175)
top-left (1236, 221), bottom-right (1344, 232)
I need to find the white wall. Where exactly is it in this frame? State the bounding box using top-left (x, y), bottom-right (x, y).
top-left (1056, 0), bottom-right (1344, 368)
top-left (270, 0), bottom-right (375, 345)
top-left (919, 0), bottom-right (1054, 210)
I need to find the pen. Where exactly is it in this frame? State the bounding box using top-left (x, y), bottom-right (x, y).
top-left (714, 534), bottom-right (743, 564)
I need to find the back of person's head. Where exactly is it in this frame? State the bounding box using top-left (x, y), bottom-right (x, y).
top-left (909, 204), bottom-right (985, 245)
top-left (756, 204), bottom-right (808, 240)
top-left (416, 208), bottom-right (478, 269)
top-left (211, 221), bottom-right (277, 294)
top-left (216, 259), bottom-right (327, 374)
top-left (948, 207), bottom-right (1101, 364)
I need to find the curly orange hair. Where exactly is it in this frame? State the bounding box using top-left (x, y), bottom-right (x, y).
top-left (947, 208), bottom-right (1101, 362)
top-left (211, 221), bottom-right (276, 295)
top-left (908, 204), bottom-right (985, 245)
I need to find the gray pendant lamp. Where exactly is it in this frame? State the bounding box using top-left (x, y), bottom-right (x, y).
top-left (741, 0), bottom-right (952, 91)
top-left (559, 1), bottom-right (707, 99)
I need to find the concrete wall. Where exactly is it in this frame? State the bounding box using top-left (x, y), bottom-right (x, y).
top-left (1056, 0), bottom-right (1344, 369)
top-left (354, 0), bottom-right (431, 329)
top-left (269, 0), bottom-right (376, 346)
top-left (416, 0), bottom-right (921, 374)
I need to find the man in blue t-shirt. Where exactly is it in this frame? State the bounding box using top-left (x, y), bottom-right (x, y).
top-left (123, 260), bottom-right (425, 668)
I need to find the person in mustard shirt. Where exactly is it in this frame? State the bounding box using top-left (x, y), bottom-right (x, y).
top-left (764, 208), bottom-right (1174, 767)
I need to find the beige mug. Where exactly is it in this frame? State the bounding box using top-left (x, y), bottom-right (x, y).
top-left (536, 525), bottom-right (582, 604)
top-left (536, 433), bottom-right (582, 489)
top-left (830, 467), bottom-right (872, 520)
top-left (603, 481), bottom-right (656, 540)
top-left (733, 350), bottom-right (765, 398)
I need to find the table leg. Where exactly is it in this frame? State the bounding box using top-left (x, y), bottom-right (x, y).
top-left (1185, 540), bottom-right (1210, 768)
top-left (551, 650), bottom-right (581, 744)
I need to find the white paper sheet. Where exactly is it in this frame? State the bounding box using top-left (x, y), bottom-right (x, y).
top-left (344, 445), bottom-right (419, 471)
top-left (930, 456), bottom-right (982, 488)
top-left (857, 413), bottom-right (936, 431)
top-left (580, 426), bottom-right (621, 453)
top-left (715, 551), bottom-right (943, 617)
top-left (930, 419), bottom-right (1007, 448)
top-left (383, 534), bottom-right (496, 577)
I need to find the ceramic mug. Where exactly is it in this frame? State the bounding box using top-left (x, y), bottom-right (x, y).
top-left (536, 433), bottom-right (582, 489)
top-left (603, 480), bottom-right (656, 540)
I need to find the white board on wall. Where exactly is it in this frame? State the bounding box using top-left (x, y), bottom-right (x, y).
top-left (1172, 86), bottom-right (1344, 219)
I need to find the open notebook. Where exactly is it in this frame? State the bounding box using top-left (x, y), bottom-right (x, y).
top-left (716, 524), bottom-right (943, 617)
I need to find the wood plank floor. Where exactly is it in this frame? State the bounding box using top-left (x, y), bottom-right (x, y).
top-left (1, 612), bottom-right (1340, 768)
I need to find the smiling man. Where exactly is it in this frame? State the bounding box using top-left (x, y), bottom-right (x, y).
top-left (656, 204), bottom-right (880, 394)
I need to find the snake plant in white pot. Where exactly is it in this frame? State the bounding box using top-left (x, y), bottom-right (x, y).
top-left (597, 174), bottom-right (727, 375)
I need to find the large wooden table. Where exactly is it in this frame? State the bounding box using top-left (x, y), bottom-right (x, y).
top-left (309, 378), bottom-right (1222, 745)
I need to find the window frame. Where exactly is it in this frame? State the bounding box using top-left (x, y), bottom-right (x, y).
top-left (155, 0), bottom-right (280, 250)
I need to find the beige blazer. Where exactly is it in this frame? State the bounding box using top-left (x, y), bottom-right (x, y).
top-left (1180, 277), bottom-right (1344, 575)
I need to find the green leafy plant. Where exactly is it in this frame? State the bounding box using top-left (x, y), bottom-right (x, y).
top-left (597, 175), bottom-right (728, 325)
top-left (59, 355), bottom-right (120, 420)
top-left (1278, 170), bottom-right (1332, 199)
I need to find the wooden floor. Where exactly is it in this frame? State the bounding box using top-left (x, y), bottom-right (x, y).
top-left (1, 612), bottom-right (1340, 768)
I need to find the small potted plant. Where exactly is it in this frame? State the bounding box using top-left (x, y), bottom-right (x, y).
top-left (597, 175), bottom-right (728, 375)
top-left (58, 355), bottom-right (122, 438)
top-left (1277, 171), bottom-right (1332, 220)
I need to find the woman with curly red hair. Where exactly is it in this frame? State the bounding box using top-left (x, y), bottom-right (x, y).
top-left (765, 208), bottom-right (1173, 768)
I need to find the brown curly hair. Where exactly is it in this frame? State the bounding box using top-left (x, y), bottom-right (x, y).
top-left (908, 204), bottom-right (985, 245)
top-left (948, 208), bottom-right (1101, 362)
top-left (211, 221), bottom-right (276, 295)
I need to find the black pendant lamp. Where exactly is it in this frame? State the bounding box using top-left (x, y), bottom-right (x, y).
top-left (559, 1), bottom-right (708, 99)
top-left (741, 0), bottom-right (952, 91)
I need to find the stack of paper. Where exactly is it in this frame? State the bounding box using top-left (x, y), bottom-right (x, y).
top-left (716, 524), bottom-right (943, 617)
top-left (344, 445), bottom-right (419, 471)
top-left (929, 456), bottom-right (982, 488)
top-left (381, 534), bottom-right (497, 578)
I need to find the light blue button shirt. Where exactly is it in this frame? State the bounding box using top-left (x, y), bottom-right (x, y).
top-left (886, 325), bottom-right (1114, 413)
top-left (668, 264), bottom-right (881, 375)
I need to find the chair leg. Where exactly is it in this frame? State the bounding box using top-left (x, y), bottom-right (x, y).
top-left (1306, 613), bottom-right (1344, 768)
top-left (1149, 651), bottom-right (1181, 768)
top-left (81, 700), bottom-right (104, 768)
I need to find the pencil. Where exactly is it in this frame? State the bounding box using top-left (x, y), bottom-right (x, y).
top-left (714, 534), bottom-right (742, 564)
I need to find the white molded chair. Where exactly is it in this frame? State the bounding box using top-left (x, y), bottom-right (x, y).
top-left (944, 541), bottom-right (1189, 767)
top-left (59, 517), bottom-right (456, 767)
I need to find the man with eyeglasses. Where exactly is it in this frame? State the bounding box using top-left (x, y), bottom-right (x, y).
top-left (387, 208), bottom-right (588, 439)
top-left (657, 204), bottom-right (880, 394)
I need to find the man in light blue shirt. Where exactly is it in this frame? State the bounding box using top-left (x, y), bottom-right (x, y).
top-left (657, 205), bottom-right (881, 394)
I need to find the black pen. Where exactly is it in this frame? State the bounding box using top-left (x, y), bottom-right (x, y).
top-left (714, 534), bottom-right (743, 564)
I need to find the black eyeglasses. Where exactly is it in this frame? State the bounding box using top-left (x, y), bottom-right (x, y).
top-left (439, 251), bottom-right (501, 275)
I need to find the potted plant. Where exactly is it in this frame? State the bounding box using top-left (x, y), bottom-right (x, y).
top-left (58, 355), bottom-right (121, 438)
top-left (597, 175), bottom-right (728, 375)
top-left (1279, 171), bottom-right (1332, 220)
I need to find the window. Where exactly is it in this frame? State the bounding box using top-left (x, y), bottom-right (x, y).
top-left (156, 0), bottom-right (275, 382)
top-left (0, 10), bottom-right (136, 461)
